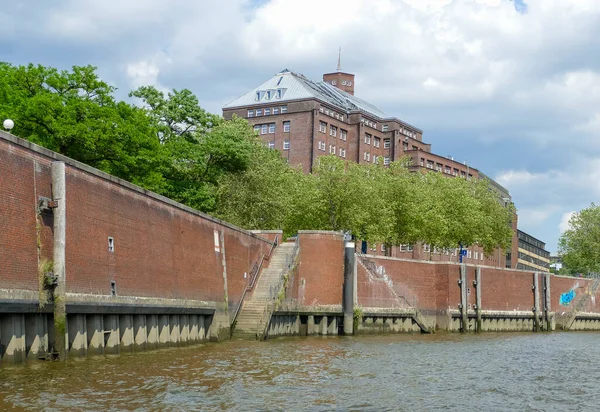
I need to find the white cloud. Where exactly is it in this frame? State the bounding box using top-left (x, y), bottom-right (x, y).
top-left (559, 211), bottom-right (576, 233)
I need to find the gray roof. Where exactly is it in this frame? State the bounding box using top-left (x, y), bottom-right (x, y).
top-left (223, 69), bottom-right (388, 120)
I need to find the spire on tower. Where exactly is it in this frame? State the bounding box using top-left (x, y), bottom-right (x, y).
top-left (337, 47), bottom-right (342, 72)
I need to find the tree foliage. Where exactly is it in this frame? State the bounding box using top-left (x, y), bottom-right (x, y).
top-left (558, 203), bottom-right (600, 274)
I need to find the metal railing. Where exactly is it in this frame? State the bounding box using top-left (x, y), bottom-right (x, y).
top-left (231, 235), bottom-right (279, 328)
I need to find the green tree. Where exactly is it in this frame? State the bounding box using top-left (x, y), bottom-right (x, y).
top-left (558, 203), bottom-right (600, 274)
top-left (0, 63), bottom-right (166, 191)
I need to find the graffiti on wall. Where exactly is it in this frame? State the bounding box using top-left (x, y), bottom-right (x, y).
top-left (559, 282), bottom-right (580, 306)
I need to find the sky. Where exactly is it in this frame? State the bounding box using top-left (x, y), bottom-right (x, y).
top-left (2, 0), bottom-right (599, 253)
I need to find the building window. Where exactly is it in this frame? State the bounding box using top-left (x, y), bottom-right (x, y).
top-left (474, 251), bottom-right (478, 260)
top-left (384, 138), bottom-right (390, 149)
top-left (265, 108), bottom-right (271, 116)
top-left (383, 156), bottom-right (390, 166)
top-left (248, 110), bottom-right (254, 118)
top-left (266, 90), bottom-right (272, 100)
top-left (423, 244), bottom-right (431, 253)
top-left (319, 107), bottom-right (324, 113)
top-left (268, 123), bottom-right (275, 133)
top-left (481, 253), bottom-right (484, 261)
top-left (341, 80), bottom-right (347, 86)
top-left (445, 166), bottom-right (451, 174)
top-left (373, 155), bottom-right (378, 164)
top-left (256, 109), bottom-right (262, 116)
top-left (364, 133), bottom-right (371, 144)
top-left (283, 121), bottom-right (290, 132)
top-left (281, 106), bottom-right (288, 113)
top-left (340, 129), bottom-right (347, 141)
top-left (329, 144), bottom-right (336, 154)
top-left (273, 107), bottom-right (279, 115)
top-left (319, 122), bottom-right (327, 133)
top-left (331, 80), bottom-right (337, 85)
top-left (339, 148), bottom-right (346, 158)
top-left (426, 160), bottom-right (434, 169)
top-left (283, 140), bottom-right (290, 150)
top-left (382, 125), bottom-right (389, 132)
top-left (330, 125), bottom-right (337, 137)
top-left (268, 142), bottom-right (275, 149)
top-left (318, 141), bottom-right (326, 151)
top-left (461, 171), bottom-right (466, 178)
top-left (436, 163), bottom-right (443, 172)
top-left (453, 168), bottom-right (459, 176)
top-left (276, 89), bottom-right (282, 99)
top-left (374, 137), bottom-right (380, 148)
top-left (381, 244), bottom-right (386, 252)
top-left (253, 125), bottom-right (260, 134)
top-left (364, 151), bottom-right (370, 161)
top-left (403, 142), bottom-right (409, 151)
top-left (255, 92), bottom-right (260, 101)
top-left (412, 145), bottom-right (418, 150)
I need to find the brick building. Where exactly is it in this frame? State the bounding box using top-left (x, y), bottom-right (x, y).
top-left (222, 66), bottom-right (531, 269)
top-left (222, 68), bottom-right (477, 179)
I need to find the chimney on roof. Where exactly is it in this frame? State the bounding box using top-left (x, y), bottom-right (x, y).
top-left (323, 47), bottom-right (355, 95)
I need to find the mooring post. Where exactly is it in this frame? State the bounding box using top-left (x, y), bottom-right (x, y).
top-left (460, 264), bottom-right (468, 333)
top-left (544, 273), bottom-right (552, 332)
top-left (51, 161), bottom-right (67, 359)
top-left (475, 267), bottom-right (482, 333)
top-left (343, 241), bottom-right (356, 335)
top-left (533, 272), bottom-right (540, 332)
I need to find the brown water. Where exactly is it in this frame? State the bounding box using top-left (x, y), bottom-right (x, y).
top-left (0, 332), bottom-right (598, 411)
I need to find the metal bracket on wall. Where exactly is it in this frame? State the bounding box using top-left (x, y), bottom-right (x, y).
top-left (38, 196), bottom-right (58, 212)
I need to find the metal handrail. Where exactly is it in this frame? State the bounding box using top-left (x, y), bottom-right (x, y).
top-left (231, 234), bottom-right (279, 328)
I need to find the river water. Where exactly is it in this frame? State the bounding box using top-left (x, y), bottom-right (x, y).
top-left (0, 332), bottom-right (598, 411)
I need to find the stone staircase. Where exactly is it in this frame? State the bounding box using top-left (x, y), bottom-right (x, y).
top-left (232, 242), bottom-right (297, 339)
top-left (558, 277), bottom-right (600, 331)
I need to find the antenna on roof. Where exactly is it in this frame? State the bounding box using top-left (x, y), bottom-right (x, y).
top-left (337, 47), bottom-right (342, 72)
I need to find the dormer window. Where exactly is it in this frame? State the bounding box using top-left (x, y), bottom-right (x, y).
top-left (255, 92), bottom-right (260, 101)
top-left (266, 90), bottom-right (272, 100)
top-left (276, 89), bottom-right (282, 98)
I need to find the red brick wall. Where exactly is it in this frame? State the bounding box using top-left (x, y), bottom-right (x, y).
top-left (0, 133), bottom-right (272, 308)
top-left (0, 138), bottom-right (54, 290)
top-left (479, 267), bottom-right (534, 312)
top-left (293, 231), bottom-right (344, 307)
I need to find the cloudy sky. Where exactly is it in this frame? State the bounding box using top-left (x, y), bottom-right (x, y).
top-left (2, 0), bottom-right (599, 252)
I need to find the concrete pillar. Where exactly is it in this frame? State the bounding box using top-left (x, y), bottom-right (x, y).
top-left (133, 315), bottom-right (147, 351)
top-left (189, 315), bottom-right (199, 342)
top-left (295, 315), bottom-right (301, 335)
top-left (158, 315), bottom-right (170, 347)
top-left (180, 315), bottom-right (189, 345)
top-left (103, 315), bottom-right (120, 354)
top-left (119, 315), bottom-right (134, 352)
top-left (169, 315), bottom-right (180, 346)
top-left (384, 317), bottom-right (393, 332)
top-left (307, 316), bottom-right (315, 335)
top-left (543, 273), bottom-right (552, 331)
top-left (402, 317), bottom-right (412, 333)
top-left (460, 264), bottom-right (468, 333)
top-left (52, 161), bottom-right (67, 360)
top-left (0, 314), bottom-right (26, 364)
top-left (86, 315), bottom-right (104, 355)
top-left (475, 267), bottom-right (482, 333)
top-left (25, 314), bottom-right (48, 360)
top-left (392, 318), bottom-right (402, 332)
top-left (343, 242), bottom-right (356, 335)
top-left (321, 316), bottom-right (328, 335)
top-left (328, 317), bottom-right (338, 335)
top-left (146, 315), bottom-right (159, 349)
top-left (199, 315), bottom-right (207, 341)
top-left (68, 314), bottom-right (87, 357)
top-left (533, 273), bottom-right (541, 332)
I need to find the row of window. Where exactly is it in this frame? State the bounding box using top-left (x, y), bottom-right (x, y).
top-left (363, 133), bottom-right (391, 149)
top-left (402, 142), bottom-right (419, 151)
top-left (363, 152), bottom-right (391, 165)
top-left (253, 121), bottom-right (291, 135)
top-left (330, 79), bottom-right (353, 86)
top-left (319, 107), bottom-right (345, 122)
top-left (255, 89), bottom-right (285, 101)
top-left (420, 159), bottom-right (473, 179)
top-left (400, 128), bottom-right (417, 139)
top-left (360, 117), bottom-right (377, 129)
top-left (267, 141), bottom-right (290, 150)
top-left (317, 141), bottom-right (346, 158)
top-left (248, 106), bottom-right (288, 118)
top-left (319, 122), bottom-right (348, 141)
top-left (370, 244), bottom-right (484, 259)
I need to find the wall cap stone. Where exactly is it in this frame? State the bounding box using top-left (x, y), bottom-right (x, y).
top-left (298, 230), bottom-right (344, 236)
